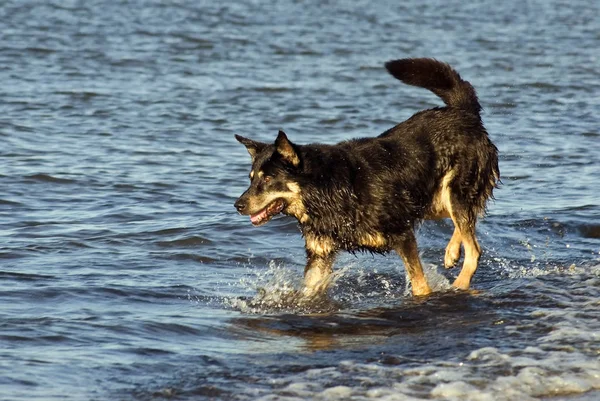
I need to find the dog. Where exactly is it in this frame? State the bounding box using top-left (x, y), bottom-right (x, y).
top-left (234, 58), bottom-right (499, 297)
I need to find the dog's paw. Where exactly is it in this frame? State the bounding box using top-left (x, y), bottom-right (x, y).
top-left (451, 277), bottom-right (471, 291)
top-left (411, 284), bottom-right (433, 297)
top-left (444, 246), bottom-right (461, 269)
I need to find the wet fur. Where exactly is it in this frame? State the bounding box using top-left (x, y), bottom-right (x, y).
top-left (234, 58), bottom-right (500, 296)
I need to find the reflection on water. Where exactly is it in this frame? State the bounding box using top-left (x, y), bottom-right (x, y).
top-left (231, 290), bottom-right (499, 352)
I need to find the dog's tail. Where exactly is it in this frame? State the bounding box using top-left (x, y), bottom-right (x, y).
top-left (385, 58), bottom-right (481, 114)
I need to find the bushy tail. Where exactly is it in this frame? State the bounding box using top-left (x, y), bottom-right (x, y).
top-left (385, 58), bottom-right (481, 114)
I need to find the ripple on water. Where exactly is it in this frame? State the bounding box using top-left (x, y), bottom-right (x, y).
top-left (23, 173), bottom-right (77, 184)
top-left (155, 235), bottom-right (213, 248)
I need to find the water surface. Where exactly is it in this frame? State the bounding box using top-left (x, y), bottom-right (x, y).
top-left (1, 1), bottom-right (599, 400)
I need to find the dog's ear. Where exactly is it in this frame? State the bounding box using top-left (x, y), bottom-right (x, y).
top-left (235, 135), bottom-right (267, 161)
top-left (275, 130), bottom-right (300, 167)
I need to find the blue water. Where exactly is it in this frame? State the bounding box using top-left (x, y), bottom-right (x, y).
top-left (1, 1), bottom-right (599, 400)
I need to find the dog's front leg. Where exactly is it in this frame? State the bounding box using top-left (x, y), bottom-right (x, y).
top-left (394, 232), bottom-right (432, 296)
top-left (302, 251), bottom-right (336, 297)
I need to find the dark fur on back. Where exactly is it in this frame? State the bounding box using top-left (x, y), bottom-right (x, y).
top-left (234, 58), bottom-right (500, 295)
top-left (290, 59), bottom-right (498, 252)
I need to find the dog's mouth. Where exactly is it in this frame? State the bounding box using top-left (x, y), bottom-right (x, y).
top-left (250, 199), bottom-right (286, 226)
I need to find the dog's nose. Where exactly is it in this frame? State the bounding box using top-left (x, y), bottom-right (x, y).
top-left (234, 199), bottom-right (246, 213)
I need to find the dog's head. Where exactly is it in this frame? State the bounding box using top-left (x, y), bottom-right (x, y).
top-left (234, 130), bottom-right (305, 226)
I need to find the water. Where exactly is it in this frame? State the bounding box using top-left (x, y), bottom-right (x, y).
top-left (1, 0), bottom-right (599, 400)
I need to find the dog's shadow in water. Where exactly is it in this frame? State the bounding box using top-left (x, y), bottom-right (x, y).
top-left (229, 289), bottom-right (499, 352)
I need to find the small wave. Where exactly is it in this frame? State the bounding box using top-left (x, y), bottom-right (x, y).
top-left (25, 46), bottom-right (56, 55)
top-left (124, 347), bottom-right (176, 356)
top-left (0, 251), bottom-right (27, 259)
top-left (171, 33), bottom-right (214, 49)
top-left (249, 85), bottom-right (295, 93)
top-left (253, 346), bottom-right (600, 401)
top-left (0, 271), bottom-right (55, 281)
top-left (318, 117), bottom-right (345, 125)
top-left (270, 44), bottom-right (321, 56)
top-left (0, 198), bottom-right (23, 206)
top-left (159, 253), bottom-right (217, 263)
top-left (24, 174), bottom-right (75, 184)
top-left (519, 81), bottom-right (562, 92)
top-left (113, 183), bottom-right (140, 191)
top-left (148, 227), bottom-right (189, 236)
top-left (155, 235), bottom-right (213, 248)
top-left (54, 90), bottom-right (105, 101)
top-left (489, 101), bottom-right (517, 109)
top-left (0, 121), bottom-right (34, 133)
top-left (140, 321), bottom-right (204, 336)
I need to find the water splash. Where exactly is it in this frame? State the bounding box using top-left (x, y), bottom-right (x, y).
top-left (224, 260), bottom-right (349, 314)
top-left (224, 260), bottom-right (456, 314)
top-left (423, 263), bottom-right (453, 293)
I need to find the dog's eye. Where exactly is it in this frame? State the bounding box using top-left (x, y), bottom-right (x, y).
top-left (264, 176), bottom-right (272, 184)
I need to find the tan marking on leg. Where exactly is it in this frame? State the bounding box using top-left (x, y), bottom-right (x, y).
top-left (444, 227), bottom-right (462, 269)
top-left (452, 230), bottom-right (481, 290)
top-left (426, 170), bottom-right (464, 270)
top-left (395, 234), bottom-right (432, 296)
top-left (426, 170), bottom-right (455, 220)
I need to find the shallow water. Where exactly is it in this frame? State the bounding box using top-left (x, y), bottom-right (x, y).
top-left (1, 0), bottom-right (599, 400)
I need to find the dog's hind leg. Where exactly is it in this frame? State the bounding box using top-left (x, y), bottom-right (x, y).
top-left (432, 170), bottom-right (463, 269)
top-left (444, 227), bottom-right (462, 269)
top-left (394, 232), bottom-right (432, 296)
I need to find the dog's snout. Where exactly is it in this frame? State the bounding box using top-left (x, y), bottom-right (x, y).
top-left (234, 198), bottom-right (246, 213)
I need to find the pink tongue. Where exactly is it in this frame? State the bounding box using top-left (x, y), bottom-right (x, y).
top-left (250, 209), bottom-right (267, 224)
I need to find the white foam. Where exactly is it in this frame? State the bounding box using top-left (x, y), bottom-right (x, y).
top-left (249, 344), bottom-right (600, 401)
top-left (431, 381), bottom-right (487, 400)
top-left (227, 260), bottom-right (600, 399)
top-left (320, 385), bottom-right (353, 399)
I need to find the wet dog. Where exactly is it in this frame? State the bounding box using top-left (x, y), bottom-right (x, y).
top-left (234, 58), bottom-right (499, 297)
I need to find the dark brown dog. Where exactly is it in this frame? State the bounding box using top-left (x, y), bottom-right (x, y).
top-left (235, 58), bottom-right (499, 296)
